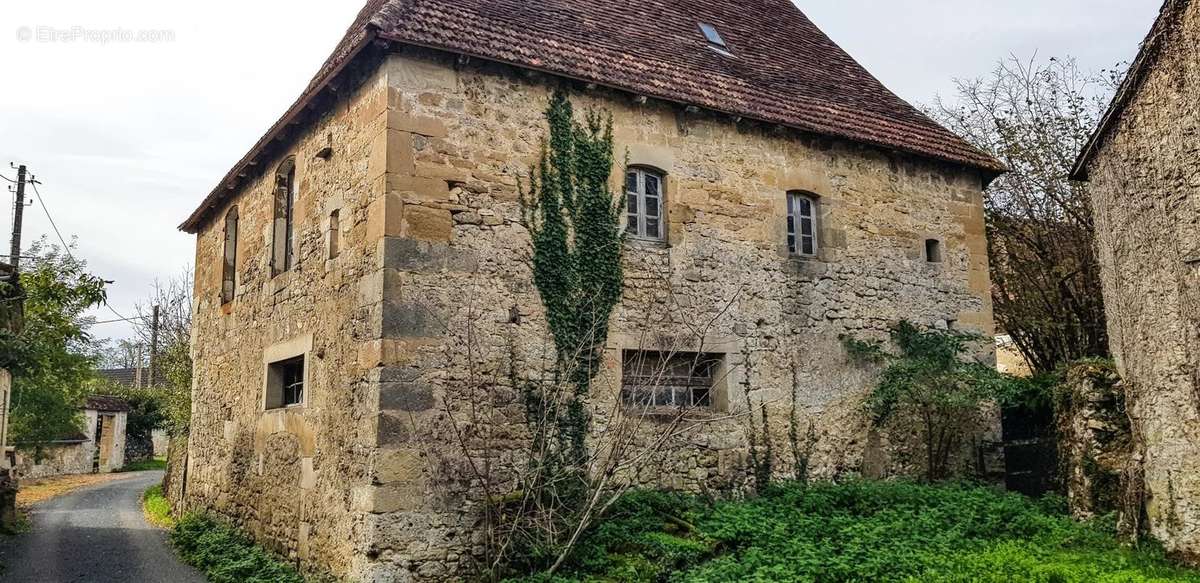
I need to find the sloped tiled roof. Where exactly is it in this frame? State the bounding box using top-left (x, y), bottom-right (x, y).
top-left (182, 0), bottom-right (1003, 232)
top-left (97, 368), bottom-right (148, 388)
top-left (1072, 0), bottom-right (1189, 180)
top-left (85, 395), bottom-right (132, 413)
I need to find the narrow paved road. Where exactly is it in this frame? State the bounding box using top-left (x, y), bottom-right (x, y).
top-left (0, 471), bottom-right (205, 582)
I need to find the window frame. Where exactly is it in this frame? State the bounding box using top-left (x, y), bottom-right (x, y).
top-left (272, 158), bottom-right (297, 276)
top-left (221, 206), bottom-right (239, 304)
top-left (266, 355), bottom-right (305, 410)
top-left (787, 191), bottom-right (819, 257)
top-left (925, 238), bottom-right (944, 263)
top-left (625, 167), bottom-right (667, 242)
top-left (620, 350), bottom-right (723, 411)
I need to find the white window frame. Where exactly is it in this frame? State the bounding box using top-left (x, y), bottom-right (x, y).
top-left (625, 168), bottom-right (666, 241)
top-left (787, 191), bottom-right (819, 257)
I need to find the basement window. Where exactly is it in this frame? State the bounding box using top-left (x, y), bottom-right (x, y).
top-left (621, 350), bottom-right (721, 410)
top-left (925, 239), bottom-right (943, 263)
top-left (266, 356), bottom-right (305, 409)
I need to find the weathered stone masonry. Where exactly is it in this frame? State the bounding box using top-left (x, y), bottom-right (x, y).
top-left (1075, 0), bottom-right (1200, 561)
top-left (186, 42), bottom-right (996, 581)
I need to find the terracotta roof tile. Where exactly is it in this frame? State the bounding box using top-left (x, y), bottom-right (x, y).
top-left (85, 395), bottom-right (131, 413)
top-left (182, 0), bottom-right (1003, 232)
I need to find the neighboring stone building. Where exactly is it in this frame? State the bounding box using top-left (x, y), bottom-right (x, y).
top-left (1072, 0), bottom-right (1200, 562)
top-left (13, 395), bottom-right (129, 480)
top-left (180, 0), bottom-right (1002, 579)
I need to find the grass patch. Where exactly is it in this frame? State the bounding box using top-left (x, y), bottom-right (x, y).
top-left (508, 481), bottom-right (1200, 582)
top-left (142, 484), bottom-right (173, 528)
top-left (121, 457), bottom-right (167, 472)
top-left (170, 513), bottom-right (303, 583)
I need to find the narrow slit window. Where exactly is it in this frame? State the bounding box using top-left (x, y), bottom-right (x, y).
top-left (925, 239), bottom-right (943, 263)
top-left (625, 168), bottom-right (666, 241)
top-left (272, 158), bottom-right (297, 275)
top-left (221, 207), bottom-right (239, 304)
top-left (328, 209), bottom-right (340, 260)
top-left (787, 191), bottom-right (819, 256)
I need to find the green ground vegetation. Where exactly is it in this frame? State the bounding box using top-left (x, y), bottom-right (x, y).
top-left (509, 480), bottom-right (1200, 583)
top-left (123, 457), bottom-right (168, 472)
top-left (141, 484), bottom-right (173, 528)
top-left (170, 513), bottom-right (303, 583)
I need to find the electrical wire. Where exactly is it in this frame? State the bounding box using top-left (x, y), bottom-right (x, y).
top-left (0, 174), bottom-right (16, 184)
top-left (27, 178), bottom-right (136, 326)
top-left (29, 180), bottom-right (76, 263)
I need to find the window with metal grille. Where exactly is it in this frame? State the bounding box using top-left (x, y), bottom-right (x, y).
top-left (625, 168), bottom-right (665, 241)
top-left (621, 350), bottom-right (720, 409)
top-left (787, 191), bottom-right (818, 256)
top-left (266, 356), bottom-right (305, 409)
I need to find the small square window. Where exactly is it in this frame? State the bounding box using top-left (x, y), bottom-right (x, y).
top-left (266, 356), bottom-right (305, 409)
top-left (925, 239), bottom-right (943, 263)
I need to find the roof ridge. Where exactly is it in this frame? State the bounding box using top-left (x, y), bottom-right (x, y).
top-left (182, 0), bottom-right (1004, 232)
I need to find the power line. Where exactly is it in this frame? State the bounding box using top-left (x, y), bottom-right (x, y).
top-left (0, 174), bottom-right (15, 184)
top-left (90, 316), bottom-right (142, 325)
top-left (28, 180), bottom-right (75, 263)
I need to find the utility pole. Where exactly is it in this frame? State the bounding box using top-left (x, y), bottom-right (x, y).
top-left (135, 344), bottom-right (144, 388)
top-left (148, 305), bottom-right (160, 387)
top-left (7, 165), bottom-right (26, 271)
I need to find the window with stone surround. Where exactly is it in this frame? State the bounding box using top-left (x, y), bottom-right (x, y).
top-left (272, 158), bottom-right (297, 275)
top-left (621, 350), bottom-right (721, 409)
top-left (787, 191), bottom-right (818, 256)
top-left (221, 206), bottom-right (238, 304)
top-left (626, 167), bottom-right (666, 241)
top-left (328, 209), bottom-right (341, 260)
top-left (266, 355), bottom-right (305, 409)
top-left (925, 238), bottom-right (943, 263)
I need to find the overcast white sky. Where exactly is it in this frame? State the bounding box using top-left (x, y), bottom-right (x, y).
top-left (0, 0), bottom-right (1161, 343)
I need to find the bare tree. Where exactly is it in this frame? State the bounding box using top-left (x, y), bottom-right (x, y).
top-left (929, 55), bottom-right (1122, 374)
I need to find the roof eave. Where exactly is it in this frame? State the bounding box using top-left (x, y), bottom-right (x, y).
top-left (377, 34), bottom-right (1007, 178)
top-left (179, 28), bottom-right (382, 234)
top-left (1071, 0), bottom-right (1187, 182)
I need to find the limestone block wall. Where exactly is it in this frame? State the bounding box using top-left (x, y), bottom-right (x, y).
top-left (14, 442), bottom-right (92, 480)
top-left (353, 48), bottom-right (996, 581)
top-left (186, 63), bottom-right (397, 578)
top-left (1084, 0), bottom-right (1200, 560)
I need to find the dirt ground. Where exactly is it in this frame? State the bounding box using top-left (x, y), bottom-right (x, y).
top-left (16, 473), bottom-right (133, 508)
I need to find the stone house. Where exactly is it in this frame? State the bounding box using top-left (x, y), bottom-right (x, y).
top-left (13, 395), bottom-right (129, 480)
top-left (179, 0), bottom-right (1002, 579)
top-left (1072, 0), bottom-right (1200, 562)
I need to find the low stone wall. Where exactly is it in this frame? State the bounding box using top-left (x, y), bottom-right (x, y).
top-left (1055, 360), bottom-right (1135, 523)
top-left (13, 442), bottom-right (93, 480)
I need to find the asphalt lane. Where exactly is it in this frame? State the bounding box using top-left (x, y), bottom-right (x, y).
top-left (0, 470), bottom-right (205, 582)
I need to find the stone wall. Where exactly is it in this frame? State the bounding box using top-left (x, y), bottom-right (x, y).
top-left (188, 44), bottom-right (995, 581)
top-left (13, 442), bottom-right (92, 480)
top-left (186, 60), bottom-right (394, 579)
top-left (350, 48), bottom-right (997, 581)
top-left (1083, 0), bottom-right (1200, 560)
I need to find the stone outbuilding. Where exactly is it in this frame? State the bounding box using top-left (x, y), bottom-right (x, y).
top-left (1072, 0), bottom-right (1200, 562)
top-left (13, 395), bottom-right (129, 480)
top-left (179, 0), bottom-right (1002, 579)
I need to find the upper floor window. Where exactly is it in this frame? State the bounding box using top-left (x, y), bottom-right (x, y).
top-left (272, 158), bottom-right (297, 275)
top-left (221, 207), bottom-right (239, 304)
top-left (626, 167), bottom-right (665, 241)
top-left (787, 191), bottom-right (818, 257)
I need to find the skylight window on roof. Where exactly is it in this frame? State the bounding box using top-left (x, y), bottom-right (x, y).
top-left (699, 22), bottom-right (728, 50)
